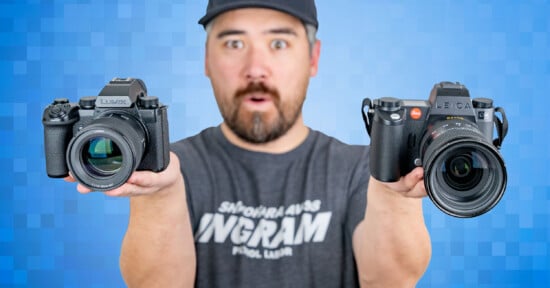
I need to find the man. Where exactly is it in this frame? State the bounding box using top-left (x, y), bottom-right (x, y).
top-left (68, 0), bottom-right (431, 287)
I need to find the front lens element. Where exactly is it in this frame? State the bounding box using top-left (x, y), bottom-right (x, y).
top-left (443, 152), bottom-right (484, 191)
top-left (83, 137), bottom-right (123, 176)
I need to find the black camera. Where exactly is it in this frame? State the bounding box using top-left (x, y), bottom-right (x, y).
top-left (42, 78), bottom-right (170, 191)
top-left (363, 81), bottom-right (508, 218)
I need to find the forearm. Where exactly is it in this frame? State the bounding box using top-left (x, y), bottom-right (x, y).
top-left (354, 179), bottom-right (431, 287)
top-left (120, 176), bottom-right (196, 288)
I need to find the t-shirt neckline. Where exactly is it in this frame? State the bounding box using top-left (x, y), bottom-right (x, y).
top-left (212, 125), bottom-right (317, 163)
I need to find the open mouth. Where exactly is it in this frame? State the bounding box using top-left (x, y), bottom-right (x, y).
top-left (246, 93), bottom-right (271, 103)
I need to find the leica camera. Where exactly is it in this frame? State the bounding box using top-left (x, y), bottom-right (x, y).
top-left (363, 81), bottom-right (508, 217)
top-left (42, 78), bottom-right (170, 191)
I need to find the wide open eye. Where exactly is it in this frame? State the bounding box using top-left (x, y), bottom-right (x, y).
top-left (270, 39), bottom-right (288, 50)
top-left (225, 39), bottom-right (244, 49)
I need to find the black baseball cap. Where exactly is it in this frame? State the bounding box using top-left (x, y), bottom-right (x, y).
top-left (198, 0), bottom-right (318, 29)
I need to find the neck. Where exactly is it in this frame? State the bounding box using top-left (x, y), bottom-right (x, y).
top-left (220, 114), bottom-right (309, 154)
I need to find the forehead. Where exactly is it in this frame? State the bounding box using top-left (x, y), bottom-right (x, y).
top-left (209, 8), bottom-right (304, 33)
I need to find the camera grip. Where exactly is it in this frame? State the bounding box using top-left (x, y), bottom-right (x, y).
top-left (43, 124), bottom-right (73, 177)
top-left (369, 116), bottom-right (404, 182)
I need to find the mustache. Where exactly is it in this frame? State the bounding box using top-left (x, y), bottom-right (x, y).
top-left (235, 82), bottom-right (280, 100)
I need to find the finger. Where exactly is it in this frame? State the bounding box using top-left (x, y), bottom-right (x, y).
top-left (402, 167), bottom-right (424, 191)
top-left (125, 152), bottom-right (180, 189)
top-left (101, 152), bottom-right (181, 197)
top-left (103, 175), bottom-right (160, 197)
top-left (126, 171), bottom-right (156, 188)
top-left (103, 183), bottom-right (144, 197)
top-left (383, 168), bottom-right (422, 193)
top-left (76, 183), bottom-right (93, 194)
top-left (67, 171), bottom-right (93, 194)
top-left (407, 179), bottom-right (428, 198)
top-left (103, 187), bottom-right (130, 197)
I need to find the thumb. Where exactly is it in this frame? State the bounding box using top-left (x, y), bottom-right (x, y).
top-left (402, 167), bottom-right (427, 198)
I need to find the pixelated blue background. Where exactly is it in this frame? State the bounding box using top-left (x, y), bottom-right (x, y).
top-left (1, 0), bottom-right (549, 287)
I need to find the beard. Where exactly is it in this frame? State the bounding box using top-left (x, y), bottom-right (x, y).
top-left (221, 82), bottom-right (304, 144)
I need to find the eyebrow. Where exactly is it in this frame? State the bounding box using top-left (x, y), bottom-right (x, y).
top-left (216, 29), bottom-right (245, 39)
top-left (266, 28), bottom-right (298, 36)
top-left (216, 27), bottom-right (298, 39)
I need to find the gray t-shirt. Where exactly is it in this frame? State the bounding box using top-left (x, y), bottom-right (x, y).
top-left (171, 126), bottom-right (370, 288)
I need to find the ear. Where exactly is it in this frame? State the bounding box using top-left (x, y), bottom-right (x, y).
top-left (204, 41), bottom-right (210, 77)
top-left (309, 39), bottom-right (321, 77)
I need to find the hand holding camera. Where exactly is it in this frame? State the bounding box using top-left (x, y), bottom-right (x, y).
top-left (42, 78), bottom-right (170, 191)
top-left (363, 81), bottom-right (508, 218)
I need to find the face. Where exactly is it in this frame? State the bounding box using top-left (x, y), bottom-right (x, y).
top-left (205, 8), bottom-right (320, 143)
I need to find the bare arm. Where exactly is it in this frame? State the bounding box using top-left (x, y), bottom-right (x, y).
top-left (119, 158), bottom-right (196, 287)
top-left (353, 168), bottom-right (431, 288)
top-left (69, 152), bottom-right (196, 287)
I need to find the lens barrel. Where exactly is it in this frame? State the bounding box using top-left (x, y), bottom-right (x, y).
top-left (422, 120), bottom-right (507, 218)
top-left (66, 114), bottom-right (146, 191)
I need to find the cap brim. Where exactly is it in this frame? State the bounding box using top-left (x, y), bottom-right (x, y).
top-left (198, 2), bottom-right (318, 28)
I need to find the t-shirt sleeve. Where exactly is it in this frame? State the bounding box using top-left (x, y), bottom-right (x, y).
top-left (345, 145), bottom-right (370, 236)
top-left (170, 139), bottom-right (198, 231)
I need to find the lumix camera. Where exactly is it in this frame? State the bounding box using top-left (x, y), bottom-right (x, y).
top-left (42, 78), bottom-right (170, 191)
top-left (363, 81), bottom-right (508, 218)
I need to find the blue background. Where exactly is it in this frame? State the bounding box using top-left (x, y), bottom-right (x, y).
top-left (1, 0), bottom-right (549, 287)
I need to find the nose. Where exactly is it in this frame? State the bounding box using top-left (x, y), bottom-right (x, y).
top-left (243, 44), bottom-right (270, 82)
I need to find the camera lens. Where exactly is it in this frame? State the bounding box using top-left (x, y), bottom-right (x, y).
top-left (82, 137), bottom-right (123, 176)
top-left (67, 114), bottom-right (147, 191)
top-left (443, 153), bottom-right (483, 191)
top-left (422, 120), bottom-right (507, 218)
